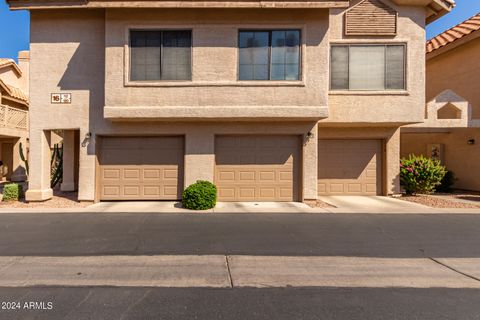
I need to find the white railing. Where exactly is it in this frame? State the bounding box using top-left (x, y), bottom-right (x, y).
top-left (0, 105), bottom-right (28, 130)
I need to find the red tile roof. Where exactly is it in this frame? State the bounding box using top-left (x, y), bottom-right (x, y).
top-left (0, 79), bottom-right (28, 105)
top-left (0, 58), bottom-right (22, 75)
top-left (427, 13), bottom-right (480, 54)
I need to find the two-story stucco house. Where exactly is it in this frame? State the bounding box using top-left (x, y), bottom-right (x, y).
top-left (7, 0), bottom-right (453, 203)
top-left (402, 13), bottom-right (480, 192)
top-left (0, 51), bottom-right (29, 183)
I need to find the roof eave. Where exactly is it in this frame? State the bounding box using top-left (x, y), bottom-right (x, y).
top-left (0, 61), bottom-right (22, 76)
top-left (425, 0), bottom-right (454, 24)
top-left (7, 0), bottom-right (350, 10)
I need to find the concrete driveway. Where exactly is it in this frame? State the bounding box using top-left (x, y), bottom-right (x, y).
top-left (1, 196), bottom-right (475, 214)
top-left (319, 196), bottom-right (436, 213)
top-left (82, 201), bottom-right (316, 214)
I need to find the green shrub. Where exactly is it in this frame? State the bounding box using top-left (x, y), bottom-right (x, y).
top-left (2, 183), bottom-right (23, 201)
top-left (436, 170), bottom-right (456, 193)
top-left (400, 155), bottom-right (446, 195)
top-left (182, 180), bottom-right (217, 210)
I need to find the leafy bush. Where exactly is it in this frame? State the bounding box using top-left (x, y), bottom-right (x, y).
top-left (2, 183), bottom-right (23, 201)
top-left (436, 170), bottom-right (456, 193)
top-left (400, 155), bottom-right (446, 195)
top-left (182, 180), bottom-right (217, 210)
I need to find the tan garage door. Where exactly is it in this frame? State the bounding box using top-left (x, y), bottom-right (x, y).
top-left (215, 135), bottom-right (300, 202)
top-left (98, 136), bottom-right (184, 200)
top-left (318, 139), bottom-right (382, 195)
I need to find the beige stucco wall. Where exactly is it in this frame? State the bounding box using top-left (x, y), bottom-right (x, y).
top-left (426, 38), bottom-right (480, 119)
top-left (92, 121), bottom-right (318, 201)
top-left (400, 29), bottom-right (480, 192)
top-left (104, 8), bottom-right (329, 110)
top-left (17, 51), bottom-right (30, 95)
top-left (324, 0), bottom-right (426, 125)
top-left (26, 5), bottom-right (425, 201)
top-left (401, 129), bottom-right (480, 191)
top-left (27, 10), bottom-right (105, 201)
top-left (26, 8), bottom-right (320, 201)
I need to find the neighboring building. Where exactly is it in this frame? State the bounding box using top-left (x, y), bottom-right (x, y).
top-left (0, 51), bottom-right (29, 182)
top-left (7, 0), bottom-right (453, 202)
top-left (402, 13), bottom-right (480, 191)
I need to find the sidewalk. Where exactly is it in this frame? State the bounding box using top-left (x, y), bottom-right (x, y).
top-left (0, 197), bottom-right (479, 214)
top-left (1, 255), bottom-right (479, 289)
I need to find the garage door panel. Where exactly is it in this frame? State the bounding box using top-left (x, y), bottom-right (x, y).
top-left (143, 169), bottom-right (160, 179)
top-left (102, 169), bottom-right (120, 179)
top-left (215, 135), bottom-right (300, 202)
top-left (124, 169), bottom-right (140, 179)
top-left (318, 139), bottom-right (381, 196)
top-left (99, 137), bottom-right (184, 201)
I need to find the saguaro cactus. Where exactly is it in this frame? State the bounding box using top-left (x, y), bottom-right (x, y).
top-left (50, 143), bottom-right (63, 188)
top-left (19, 142), bottom-right (29, 176)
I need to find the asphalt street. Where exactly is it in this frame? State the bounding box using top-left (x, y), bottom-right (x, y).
top-left (0, 211), bottom-right (480, 319)
top-left (1, 287), bottom-right (480, 320)
top-left (0, 212), bottom-right (479, 257)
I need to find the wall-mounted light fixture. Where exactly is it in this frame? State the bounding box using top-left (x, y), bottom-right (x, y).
top-left (81, 132), bottom-right (92, 148)
top-left (304, 131), bottom-right (315, 145)
top-left (467, 139), bottom-right (475, 145)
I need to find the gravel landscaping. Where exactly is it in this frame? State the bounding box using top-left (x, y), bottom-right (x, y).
top-left (400, 193), bottom-right (480, 209)
top-left (0, 190), bottom-right (91, 208)
top-left (305, 199), bottom-right (336, 209)
top-left (438, 191), bottom-right (480, 203)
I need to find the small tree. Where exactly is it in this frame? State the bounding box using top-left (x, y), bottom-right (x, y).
top-left (400, 154), bottom-right (446, 195)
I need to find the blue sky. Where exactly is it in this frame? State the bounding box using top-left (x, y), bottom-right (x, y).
top-left (0, 0), bottom-right (479, 60)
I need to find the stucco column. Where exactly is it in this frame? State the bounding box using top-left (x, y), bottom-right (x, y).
top-left (60, 130), bottom-right (76, 191)
top-left (184, 130), bottom-right (215, 188)
top-left (302, 124), bottom-right (318, 200)
top-left (386, 128), bottom-right (401, 195)
top-left (25, 130), bottom-right (53, 201)
top-left (10, 137), bottom-right (28, 182)
top-left (77, 129), bottom-right (96, 201)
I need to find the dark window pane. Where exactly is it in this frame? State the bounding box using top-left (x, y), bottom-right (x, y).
top-left (386, 45), bottom-right (405, 90)
top-left (271, 30), bottom-right (300, 80)
top-left (162, 31), bottom-right (192, 80)
top-left (239, 31), bottom-right (269, 80)
top-left (330, 46), bottom-right (349, 90)
top-left (130, 31), bottom-right (161, 81)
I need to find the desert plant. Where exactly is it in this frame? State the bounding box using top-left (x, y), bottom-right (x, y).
top-left (19, 142), bottom-right (29, 176)
top-left (50, 143), bottom-right (63, 188)
top-left (436, 170), bottom-right (456, 193)
top-left (2, 183), bottom-right (23, 201)
top-left (400, 154), bottom-right (446, 195)
top-left (182, 180), bottom-right (217, 210)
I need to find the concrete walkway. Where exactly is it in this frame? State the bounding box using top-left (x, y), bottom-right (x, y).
top-left (320, 196), bottom-right (440, 214)
top-left (1, 255), bottom-right (479, 289)
top-left (1, 197), bottom-right (479, 214)
top-left (83, 201), bottom-right (317, 213)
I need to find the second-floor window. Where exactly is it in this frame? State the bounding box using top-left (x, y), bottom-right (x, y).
top-left (130, 30), bottom-right (192, 81)
top-left (330, 44), bottom-right (406, 91)
top-left (239, 30), bottom-right (301, 81)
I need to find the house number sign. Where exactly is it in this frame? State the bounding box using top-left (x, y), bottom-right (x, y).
top-left (51, 93), bottom-right (72, 104)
